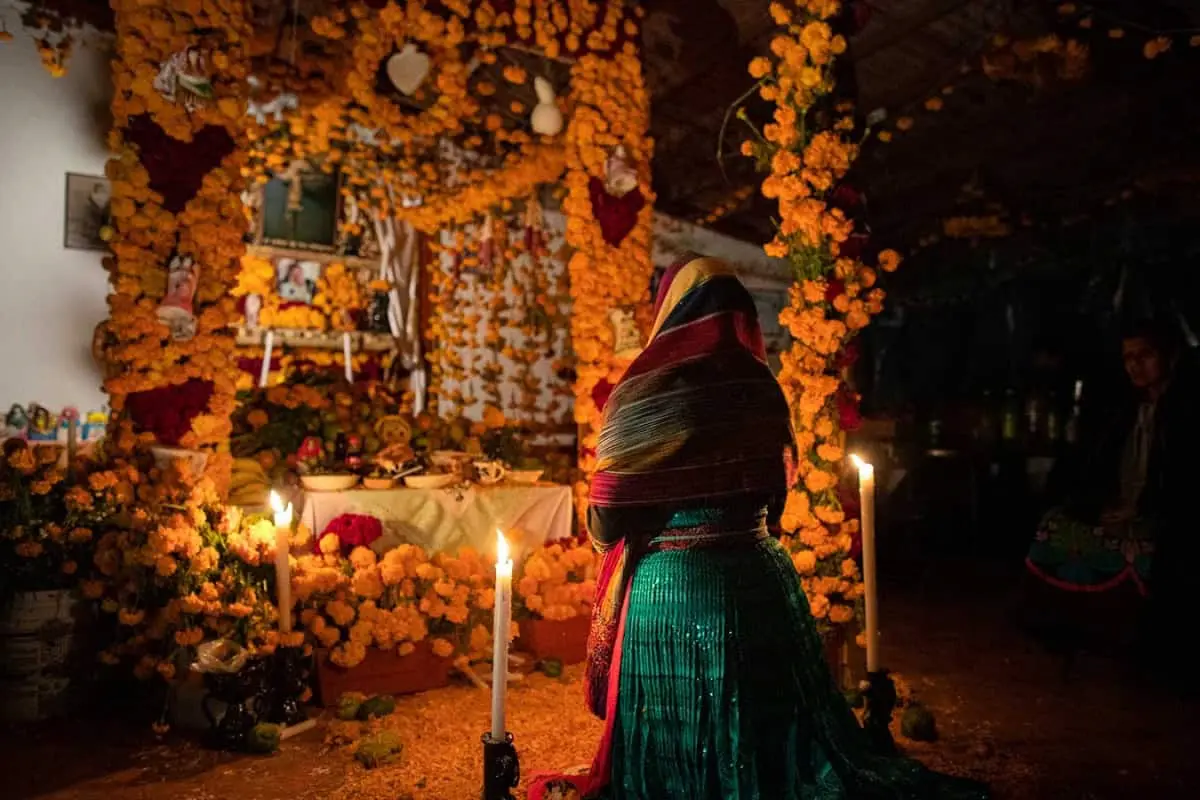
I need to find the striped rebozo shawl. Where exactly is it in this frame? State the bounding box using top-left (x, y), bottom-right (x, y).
top-left (589, 255), bottom-right (793, 509)
top-left (582, 255), bottom-right (794, 726)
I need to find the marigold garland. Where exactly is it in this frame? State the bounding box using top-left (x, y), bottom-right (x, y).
top-left (564, 45), bottom-right (655, 518)
top-left (744, 1), bottom-right (903, 634)
top-left (104, 0), bottom-right (253, 493)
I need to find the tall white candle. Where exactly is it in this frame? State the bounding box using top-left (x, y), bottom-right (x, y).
top-left (851, 455), bottom-right (880, 673)
top-left (258, 330), bottom-right (275, 388)
top-left (270, 490), bottom-right (294, 633)
top-left (490, 531), bottom-right (513, 740)
top-left (342, 332), bottom-right (354, 384)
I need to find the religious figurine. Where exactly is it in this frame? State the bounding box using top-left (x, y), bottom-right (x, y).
top-left (479, 213), bottom-right (496, 271)
top-left (604, 145), bottom-right (638, 198)
top-left (3, 404), bottom-right (28, 439)
top-left (244, 293), bottom-right (262, 330)
top-left (57, 407), bottom-right (80, 444)
top-left (524, 194), bottom-right (546, 258)
top-left (609, 307), bottom-right (642, 359)
top-left (26, 405), bottom-right (57, 442)
top-left (530, 77), bottom-right (563, 136)
top-left (297, 436), bottom-right (323, 463)
top-left (153, 46), bottom-right (214, 111)
top-left (83, 410), bottom-right (107, 443)
top-left (157, 253), bottom-right (200, 341)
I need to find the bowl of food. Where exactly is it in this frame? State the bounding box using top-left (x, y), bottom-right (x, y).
top-left (300, 474), bottom-right (359, 492)
top-left (430, 450), bottom-right (471, 469)
top-left (404, 473), bottom-right (457, 490)
top-left (362, 476), bottom-right (397, 490)
top-left (507, 469), bottom-right (543, 485)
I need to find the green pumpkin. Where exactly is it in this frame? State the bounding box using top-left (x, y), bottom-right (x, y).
top-left (356, 694), bottom-right (397, 720)
top-left (248, 722), bottom-right (281, 754)
top-left (541, 658), bottom-right (564, 678)
top-left (336, 692), bottom-right (367, 721)
top-left (355, 731), bottom-right (403, 768)
top-left (900, 704), bottom-right (938, 742)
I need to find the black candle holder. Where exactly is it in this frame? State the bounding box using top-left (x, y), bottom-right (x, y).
top-left (263, 646), bottom-right (311, 728)
top-left (201, 657), bottom-right (267, 751)
top-left (481, 731), bottom-right (520, 800)
top-left (862, 668), bottom-right (898, 755)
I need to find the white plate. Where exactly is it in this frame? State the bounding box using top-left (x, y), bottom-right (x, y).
top-left (300, 474), bottom-right (359, 492)
top-left (404, 474), bottom-right (457, 490)
top-left (507, 470), bottom-right (543, 485)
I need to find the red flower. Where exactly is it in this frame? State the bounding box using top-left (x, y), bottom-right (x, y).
top-left (318, 513), bottom-right (383, 555)
top-left (125, 116), bottom-right (235, 214)
top-left (126, 379), bottom-right (214, 446)
top-left (837, 387), bottom-right (862, 432)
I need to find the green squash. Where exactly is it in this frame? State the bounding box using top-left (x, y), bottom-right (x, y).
top-left (541, 658), bottom-right (564, 678)
top-left (354, 730), bottom-right (403, 768)
top-left (356, 694), bottom-right (397, 720)
top-left (248, 722), bottom-right (281, 754)
top-left (900, 704), bottom-right (938, 742)
top-left (336, 692), bottom-right (368, 721)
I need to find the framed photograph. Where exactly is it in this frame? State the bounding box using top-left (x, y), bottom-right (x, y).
top-left (276, 258), bottom-right (321, 304)
top-left (257, 165), bottom-right (340, 252)
top-left (64, 173), bottom-right (111, 251)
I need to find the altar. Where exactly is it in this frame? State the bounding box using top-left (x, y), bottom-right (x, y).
top-left (300, 484), bottom-right (574, 556)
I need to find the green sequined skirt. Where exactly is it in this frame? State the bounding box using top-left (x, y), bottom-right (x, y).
top-left (600, 534), bottom-right (987, 800)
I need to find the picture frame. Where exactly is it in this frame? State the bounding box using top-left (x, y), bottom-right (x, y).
top-left (254, 163), bottom-right (342, 253)
top-left (64, 173), bottom-right (111, 251)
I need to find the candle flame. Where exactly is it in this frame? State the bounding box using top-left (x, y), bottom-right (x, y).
top-left (270, 490), bottom-right (293, 528)
top-left (849, 453), bottom-right (874, 477)
top-left (496, 530), bottom-right (510, 564)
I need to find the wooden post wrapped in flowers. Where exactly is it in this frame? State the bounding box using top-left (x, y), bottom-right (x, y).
top-left (514, 540), bottom-right (600, 664)
top-left (737, 1), bottom-right (904, 666)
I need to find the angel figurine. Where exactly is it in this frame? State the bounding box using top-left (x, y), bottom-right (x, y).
top-left (157, 253), bottom-right (200, 341)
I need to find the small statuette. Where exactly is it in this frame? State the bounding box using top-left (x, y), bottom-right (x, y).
top-left (153, 47), bottom-right (213, 111)
top-left (157, 253), bottom-right (200, 341)
top-left (530, 77), bottom-right (563, 136)
top-left (609, 307), bottom-right (642, 358)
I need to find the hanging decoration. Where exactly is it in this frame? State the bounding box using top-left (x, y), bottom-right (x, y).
top-left (530, 76), bottom-right (564, 136)
top-left (152, 46), bottom-right (214, 111)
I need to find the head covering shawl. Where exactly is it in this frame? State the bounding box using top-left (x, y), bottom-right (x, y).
top-left (589, 255), bottom-right (792, 509)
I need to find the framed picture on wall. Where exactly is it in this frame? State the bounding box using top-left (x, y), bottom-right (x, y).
top-left (255, 163), bottom-right (340, 253)
top-left (63, 173), bottom-right (111, 251)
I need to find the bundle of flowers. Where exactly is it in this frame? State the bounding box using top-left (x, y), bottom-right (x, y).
top-left (293, 542), bottom-right (514, 669)
top-left (0, 440), bottom-right (93, 592)
top-left (515, 539), bottom-right (600, 622)
top-left (75, 432), bottom-right (304, 680)
top-left (315, 514), bottom-right (383, 556)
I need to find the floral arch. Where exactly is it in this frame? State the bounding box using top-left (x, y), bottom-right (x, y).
top-left (100, 0), bottom-right (655, 516)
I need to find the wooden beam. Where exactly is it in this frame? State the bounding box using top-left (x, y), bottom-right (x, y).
top-left (851, 0), bottom-right (983, 61)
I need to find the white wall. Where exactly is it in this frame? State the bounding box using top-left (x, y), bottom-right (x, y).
top-left (0, 27), bottom-right (112, 415)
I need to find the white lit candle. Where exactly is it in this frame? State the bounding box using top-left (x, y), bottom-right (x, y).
top-left (850, 454), bottom-right (880, 673)
top-left (342, 332), bottom-right (354, 384)
top-left (490, 530), bottom-right (513, 740)
top-left (258, 330), bottom-right (274, 388)
top-left (270, 490), bottom-right (294, 633)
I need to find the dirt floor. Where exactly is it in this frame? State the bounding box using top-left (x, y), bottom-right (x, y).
top-left (3, 557), bottom-right (1197, 800)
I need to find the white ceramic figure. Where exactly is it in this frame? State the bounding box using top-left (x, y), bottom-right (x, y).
top-left (153, 47), bottom-right (214, 111)
top-left (244, 293), bottom-right (262, 329)
top-left (530, 76), bottom-right (563, 136)
top-left (604, 145), bottom-right (638, 198)
top-left (387, 43), bottom-right (431, 96)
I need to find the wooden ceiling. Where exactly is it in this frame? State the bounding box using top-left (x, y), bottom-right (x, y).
top-left (642, 0), bottom-right (1200, 247)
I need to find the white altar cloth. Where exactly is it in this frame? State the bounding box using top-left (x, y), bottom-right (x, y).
top-left (300, 484), bottom-right (573, 557)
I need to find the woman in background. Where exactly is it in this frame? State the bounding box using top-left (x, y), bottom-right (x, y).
top-left (530, 255), bottom-right (987, 799)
